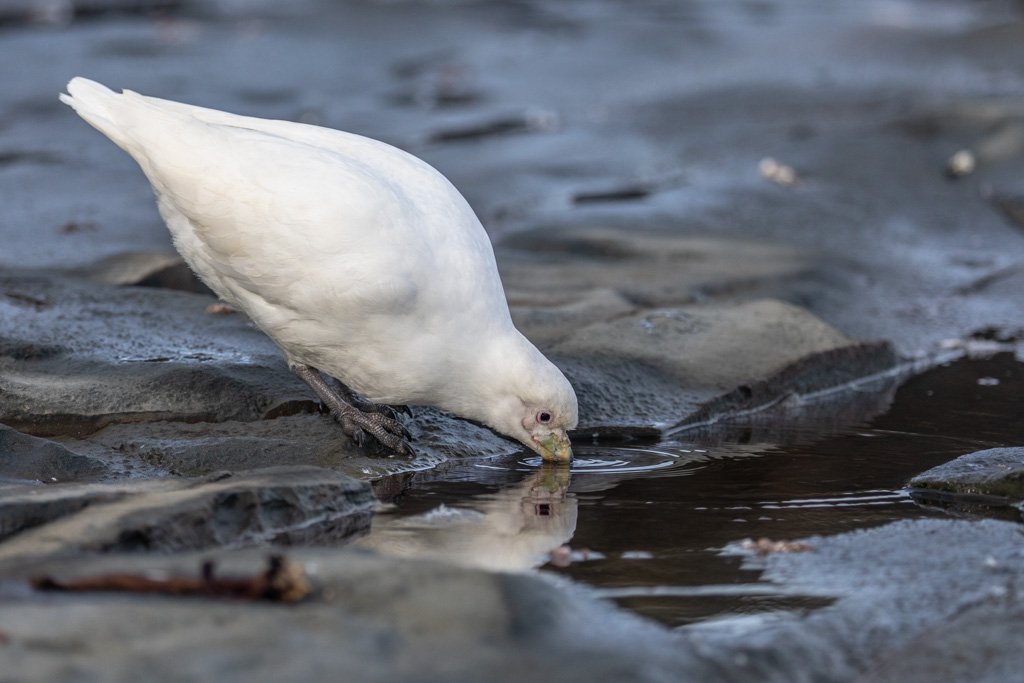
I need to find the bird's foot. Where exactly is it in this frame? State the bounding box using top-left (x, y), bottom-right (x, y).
top-left (292, 364), bottom-right (415, 456)
top-left (334, 407), bottom-right (415, 457)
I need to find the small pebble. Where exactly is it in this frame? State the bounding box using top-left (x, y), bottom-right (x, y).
top-left (946, 149), bottom-right (976, 178)
top-left (759, 157), bottom-right (799, 186)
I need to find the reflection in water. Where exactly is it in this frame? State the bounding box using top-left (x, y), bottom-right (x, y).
top-left (356, 464), bottom-right (576, 572)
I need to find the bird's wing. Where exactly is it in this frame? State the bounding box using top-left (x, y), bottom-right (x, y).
top-left (62, 79), bottom-right (505, 329)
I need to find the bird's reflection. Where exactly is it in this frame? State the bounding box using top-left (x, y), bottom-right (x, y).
top-left (355, 464), bottom-right (576, 572)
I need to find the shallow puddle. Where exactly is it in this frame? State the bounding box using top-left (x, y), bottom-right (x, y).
top-left (363, 351), bottom-right (1024, 628)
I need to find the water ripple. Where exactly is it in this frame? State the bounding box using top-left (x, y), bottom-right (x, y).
top-left (475, 445), bottom-right (709, 475)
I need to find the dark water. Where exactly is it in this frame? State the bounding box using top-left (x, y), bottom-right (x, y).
top-left (362, 352), bottom-right (1024, 628)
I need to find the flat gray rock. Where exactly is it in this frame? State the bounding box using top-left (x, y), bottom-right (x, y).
top-left (2, 517), bottom-right (1024, 683)
top-left (0, 273), bottom-right (523, 475)
top-left (0, 273), bottom-right (313, 436)
top-left (52, 410), bottom-right (521, 481)
top-left (684, 518), bottom-right (1024, 683)
top-left (853, 600), bottom-right (1024, 683)
top-left (554, 299), bottom-right (897, 430)
top-left (909, 447), bottom-right (1024, 499)
top-left (499, 228), bottom-right (813, 313)
top-left (0, 548), bottom-right (689, 683)
top-left (0, 268), bottom-right (897, 474)
top-left (0, 478), bottom-right (167, 543)
top-left (0, 424), bottom-right (110, 484)
top-left (0, 466), bottom-right (375, 567)
top-left (908, 447), bottom-right (1024, 517)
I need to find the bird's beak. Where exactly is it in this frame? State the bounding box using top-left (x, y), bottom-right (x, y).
top-left (534, 430), bottom-right (573, 463)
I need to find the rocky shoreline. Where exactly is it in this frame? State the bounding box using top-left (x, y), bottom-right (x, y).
top-left (2, 0), bottom-right (1024, 680)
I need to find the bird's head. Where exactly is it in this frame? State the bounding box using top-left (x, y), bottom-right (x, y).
top-left (478, 348), bottom-right (578, 463)
top-left (519, 399), bottom-right (577, 463)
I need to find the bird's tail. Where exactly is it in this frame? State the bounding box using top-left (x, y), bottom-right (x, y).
top-left (59, 77), bottom-right (145, 155)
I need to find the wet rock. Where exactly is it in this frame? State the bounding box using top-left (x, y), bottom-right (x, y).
top-left (388, 58), bottom-right (483, 110)
top-left (4, 518), bottom-right (1024, 683)
top-left (909, 447), bottom-right (1024, 517)
top-left (0, 424), bottom-right (110, 484)
top-left (0, 149), bottom-right (61, 165)
top-left (556, 300), bottom-right (851, 387)
top-left (0, 273), bottom-right (313, 436)
top-left (688, 518), bottom-right (1024, 683)
top-left (572, 183), bottom-right (654, 204)
top-left (0, 466), bottom-right (374, 567)
top-left (0, 268), bottom-right (896, 471)
top-left (0, 0), bottom-right (188, 27)
top-left (910, 447), bottom-right (1024, 497)
top-left (497, 227), bottom-right (814, 310)
top-left (69, 250), bottom-right (212, 294)
top-left (992, 193), bottom-right (1024, 232)
top-left (553, 299), bottom-right (898, 430)
top-left (558, 354), bottom-right (701, 434)
top-left (853, 600), bottom-right (1024, 683)
top-left (509, 287), bottom-right (635, 347)
top-left (55, 410), bottom-right (521, 481)
top-left (427, 109), bottom-right (556, 143)
top-left (0, 547), bottom-right (686, 683)
top-left (0, 479), bottom-right (163, 542)
top-left (0, 271), bottom-right (524, 474)
top-left (953, 263), bottom-right (1024, 296)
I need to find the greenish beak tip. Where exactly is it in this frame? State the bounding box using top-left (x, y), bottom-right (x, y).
top-left (535, 430), bottom-right (573, 463)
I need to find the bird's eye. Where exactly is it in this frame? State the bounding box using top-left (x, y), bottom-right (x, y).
top-left (537, 411), bottom-right (552, 424)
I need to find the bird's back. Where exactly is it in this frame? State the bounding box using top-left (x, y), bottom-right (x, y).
top-left (61, 78), bottom-right (515, 402)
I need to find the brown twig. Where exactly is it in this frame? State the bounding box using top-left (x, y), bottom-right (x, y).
top-left (30, 555), bottom-right (311, 603)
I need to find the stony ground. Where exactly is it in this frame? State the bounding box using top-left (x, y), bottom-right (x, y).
top-left (1, 0), bottom-right (1024, 680)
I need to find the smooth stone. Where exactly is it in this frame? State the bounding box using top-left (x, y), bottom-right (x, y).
top-left (0, 547), bottom-right (688, 683)
top-left (0, 466), bottom-right (374, 566)
top-left (498, 228), bottom-right (813, 309)
top-left (552, 299), bottom-right (898, 430)
top-left (852, 600), bottom-right (1024, 683)
top-left (909, 447), bottom-right (1024, 499)
top-left (509, 287), bottom-right (635, 347)
top-left (52, 410), bottom-right (522, 481)
top-left (0, 273), bottom-right (313, 437)
top-left (0, 478), bottom-right (166, 543)
top-left (908, 447), bottom-right (1024, 517)
top-left (687, 518), bottom-right (1024, 683)
top-left (0, 424), bottom-right (110, 484)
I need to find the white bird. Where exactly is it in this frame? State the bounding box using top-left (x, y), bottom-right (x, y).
top-left (60, 77), bottom-right (577, 462)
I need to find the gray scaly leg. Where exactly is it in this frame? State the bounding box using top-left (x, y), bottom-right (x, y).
top-left (292, 363), bottom-right (414, 456)
top-left (326, 377), bottom-right (413, 420)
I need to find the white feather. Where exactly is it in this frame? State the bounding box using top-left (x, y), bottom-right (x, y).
top-left (61, 77), bottom-right (578, 443)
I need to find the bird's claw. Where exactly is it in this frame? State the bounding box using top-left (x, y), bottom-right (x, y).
top-left (331, 406), bottom-right (413, 457)
top-left (372, 403), bottom-right (412, 421)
